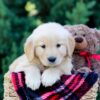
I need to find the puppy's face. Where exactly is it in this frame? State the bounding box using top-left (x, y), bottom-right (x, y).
top-left (24, 23), bottom-right (75, 68)
top-left (35, 34), bottom-right (67, 67)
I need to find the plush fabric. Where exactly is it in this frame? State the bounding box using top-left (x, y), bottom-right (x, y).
top-left (79, 51), bottom-right (100, 68)
top-left (64, 24), bottom-right (100, 91)
top-left (11, 71), bottom-right (98, 100)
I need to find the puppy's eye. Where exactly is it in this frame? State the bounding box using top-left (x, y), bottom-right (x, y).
top-left (83, 34), bottom-right (86, 37)
top-left (41, 45), bottom-right (46, 49)
top-left (56, 44), bottom-right (61, 48)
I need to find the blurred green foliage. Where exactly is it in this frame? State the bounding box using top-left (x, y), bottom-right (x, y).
top-left (0, 0), bottom-right (100, 99)
top-left (0, 74), bottom-right (4, 99)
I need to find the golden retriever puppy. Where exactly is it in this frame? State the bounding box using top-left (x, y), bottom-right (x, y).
top-left (9, 22), bottom-right (75, 90)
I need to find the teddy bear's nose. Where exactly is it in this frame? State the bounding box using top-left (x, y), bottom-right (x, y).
top-left (75, 37), bottom-right (83, 43)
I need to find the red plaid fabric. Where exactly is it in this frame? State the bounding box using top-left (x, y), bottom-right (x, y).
top-left (11, 72), bottom-right (98, 100)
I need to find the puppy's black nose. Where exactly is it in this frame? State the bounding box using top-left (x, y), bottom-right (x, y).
top-left (75, 37), bottom-right (83, 43)
top-left (48, 57), bottom-right (56, 63)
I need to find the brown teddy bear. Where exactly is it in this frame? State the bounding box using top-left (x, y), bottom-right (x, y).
top-left (64, 24), bottom-right (100, 91)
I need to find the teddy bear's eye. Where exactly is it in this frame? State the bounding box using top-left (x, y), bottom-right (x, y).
top-left (94, 44), bottom-right (95, 48)
top-left (83, 34), bottom-right (86, 37)
top-left (74, 33), bottom-right (77, 35)
top-left (41, 45), bottom-right (46, 49)
top-left (56, 44), bottom-right (61, 48)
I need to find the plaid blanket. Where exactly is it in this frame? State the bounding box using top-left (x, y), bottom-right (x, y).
top-left (11, 72), bottom-right (98, 100)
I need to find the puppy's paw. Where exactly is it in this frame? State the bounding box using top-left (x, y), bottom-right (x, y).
top-left (25, 71), bottom-right (41, 90)
top-left (42, 69), bottom-right (61, 87)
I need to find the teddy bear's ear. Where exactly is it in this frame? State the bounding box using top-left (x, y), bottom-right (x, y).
top-left (95, 29), bottom-right (100, 41)
top-left (89, 28), bottom-right (100, 53)
top-left (93, 28), bottom-right (100, 46)
top-left (64, 25), bottom-right (74, 35)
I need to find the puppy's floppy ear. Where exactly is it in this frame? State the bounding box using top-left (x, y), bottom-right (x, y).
top-left (24, 36), bottom-right (34, 62)
top-left (67, 34), bottom-right (75, 57)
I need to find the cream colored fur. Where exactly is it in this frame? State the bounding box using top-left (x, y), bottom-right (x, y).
top-left (9, 22), bottom-right (75, 90)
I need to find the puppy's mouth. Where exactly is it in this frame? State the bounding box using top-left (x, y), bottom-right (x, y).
top-left (44, 65), bottom-right (55, 68)
top-left (43, 60), bottom-right (61, 68)
top-left (45, 62), bottom-right (58, 68)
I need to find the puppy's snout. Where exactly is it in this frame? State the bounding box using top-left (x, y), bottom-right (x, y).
top-left (75, 37), bottom-right (83, 43)
top-left (48, 57), bottom-right (56, 63)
